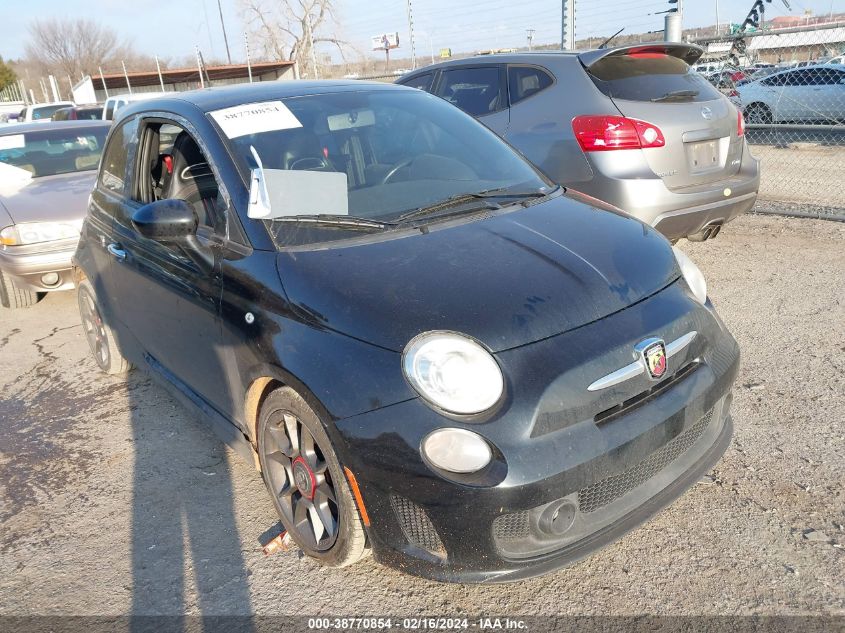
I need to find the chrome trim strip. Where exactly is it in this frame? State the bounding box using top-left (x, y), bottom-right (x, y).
top-left (665, 330), bottom-right (697, 358)
top-left (587, 331), bottom-right (697, 392)
top-left (586, 360), bottom-right (644, 392)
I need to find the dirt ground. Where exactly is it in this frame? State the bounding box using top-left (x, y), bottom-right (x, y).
top-left (753, 142), bottom-right (845, 209)
top-left (0, 213), bottom-right (843, 619)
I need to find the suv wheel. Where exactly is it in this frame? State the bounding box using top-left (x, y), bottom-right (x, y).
top-left (257, 387), bottom-right (368, 567)
top-left (77, 279), bottom-right (132, 375)
top-left (0, 271), bottom-right (41, 309)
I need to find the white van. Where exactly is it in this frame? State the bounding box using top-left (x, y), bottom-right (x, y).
top-left (103, 92), bottom-right (168, 120)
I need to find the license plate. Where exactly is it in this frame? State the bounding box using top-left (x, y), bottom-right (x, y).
top-left (688, 139), bottom-right (720, 173)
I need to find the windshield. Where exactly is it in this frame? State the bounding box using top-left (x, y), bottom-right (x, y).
top-left (32, 104), bottom-right (71, 120)
top-left (0, 126), bottom-right (108, 178)
top-left (219, 90), bottom-right (551, 247)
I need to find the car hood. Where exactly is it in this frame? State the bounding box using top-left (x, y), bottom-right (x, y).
top-left (276, 193), bottom-right (679, 353)
top-left (0, 171), bottom-right (96, 225)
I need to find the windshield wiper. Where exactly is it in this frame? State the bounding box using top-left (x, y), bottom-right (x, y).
top-left (395, 187), bottom-right (552, 225)
top-left (651, 90), bottom-right (700, 102)
top-left (272, 214), bottom-right (395, 231)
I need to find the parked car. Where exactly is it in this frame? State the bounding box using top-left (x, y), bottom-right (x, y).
top-left (102, 92), bottom-right (167, 120)
top-left (73, 82), bottom-right (739, 582)
top-left (0, 120), bottom-right (110, 308)
top-left (17, 102), bottom-right (75, 123)
top-left (52, 104), bottom-right (105, 121)
top-left (397, 43), bottom-right (760, 242)
top-left (737, 64), bottom-right (845, 124)
top-left (825, 54), bottom-right (845, 65)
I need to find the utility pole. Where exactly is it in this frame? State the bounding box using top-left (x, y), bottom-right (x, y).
top-left (244, 32), bottom-right (253, 82)
top-left (217, 0), bottom-right (232, 64)
top-left (715, 0), bottom-right (721, 35)
top-left (561, 0), bottom-right (575, 50)
top-left (406, 0), bottom-right (418, 69)
top-left (526, 28), bottom-right (535, 51)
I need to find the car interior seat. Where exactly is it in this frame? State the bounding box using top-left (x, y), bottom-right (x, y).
top-left (160, 132), bottom-right (219, 227)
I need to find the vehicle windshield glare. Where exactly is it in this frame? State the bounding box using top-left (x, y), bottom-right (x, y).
top-left (0, 127), bottom-right (108, 178)
top-left (220, 90), bottom-right (551, 247)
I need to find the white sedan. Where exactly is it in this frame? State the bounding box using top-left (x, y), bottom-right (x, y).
top-left (737, 64), bottom-right (845, 124)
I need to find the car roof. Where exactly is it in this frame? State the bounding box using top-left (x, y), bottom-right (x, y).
top-left (404, 51), bottom-right (581, 73)
top-left (131, 81), bottom-right (412, 114)
top-left (0, 120), bottom-right (112, 135)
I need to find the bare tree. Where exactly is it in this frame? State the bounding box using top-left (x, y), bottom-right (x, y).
top-left (240, 0), bottom-right (350, 78)
top-left (25, 18), bottom-right (136, 80)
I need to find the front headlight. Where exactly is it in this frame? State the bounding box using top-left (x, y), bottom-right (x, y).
top-left (673, 246), bottom-right (707, 304)
top-left (403, 331), bottom-right (504, 415)
top-left (0, 221), bottom-right (83, 246)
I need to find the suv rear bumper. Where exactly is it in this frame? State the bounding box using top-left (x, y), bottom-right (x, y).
top-left (579, 142), bottom-right (760, 241)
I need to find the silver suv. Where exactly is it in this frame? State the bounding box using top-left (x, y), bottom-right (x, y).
top-left (398, 43), bottom-right (760, 242)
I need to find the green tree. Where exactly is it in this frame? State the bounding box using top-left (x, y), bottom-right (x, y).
top-left (0, 57), bottom-right (16, 91)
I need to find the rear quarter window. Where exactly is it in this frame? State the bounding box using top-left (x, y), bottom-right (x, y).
top-left (587, 54), bottom-right (723, 103)
top-left (508, 66), bottom-right (554, 105)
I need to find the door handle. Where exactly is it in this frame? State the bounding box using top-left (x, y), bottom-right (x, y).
top-left (107, 243), bottom-right (127, 260)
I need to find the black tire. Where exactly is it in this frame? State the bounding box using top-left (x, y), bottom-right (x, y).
top-left (0, 270), bottom-right (41, 309)
top-left (257, 387), bottom-right (368, 567)
top-left (744, 103), bottom-right (773, 125)
top-left (77, 279), bottom-right (132, 375)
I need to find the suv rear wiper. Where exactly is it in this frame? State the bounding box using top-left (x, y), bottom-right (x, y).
top-left (651, 90), bottom-right (700, 102)
top-left (272, 214), bottom-right (395, 231)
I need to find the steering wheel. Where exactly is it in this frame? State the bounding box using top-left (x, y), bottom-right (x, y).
top-left (379, 157), bottom-right (415, 185)
top-left (289, 156), bottom-right (331, 171)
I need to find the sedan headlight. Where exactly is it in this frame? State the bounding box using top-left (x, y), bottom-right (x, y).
top-left (673, 246), bottom-right (707, 304)
top-left (403, 331), bottom-right (504, 415)
top-left (0, 221), bottom-right (82, 246)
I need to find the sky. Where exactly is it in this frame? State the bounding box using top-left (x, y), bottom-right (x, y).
top-left (1, 0), bottom-right (843, 68)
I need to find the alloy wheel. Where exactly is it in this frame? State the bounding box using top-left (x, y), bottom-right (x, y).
top-left (79, 289), bottom-right (110, 370)
top-left (261, 411), bottom-right (340, 551)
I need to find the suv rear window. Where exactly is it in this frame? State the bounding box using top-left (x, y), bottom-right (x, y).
top-left (586, 54), bottom-right (723, 103)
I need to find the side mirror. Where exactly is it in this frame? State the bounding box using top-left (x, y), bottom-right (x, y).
top-left (131, 199), bottom-right (197, 242)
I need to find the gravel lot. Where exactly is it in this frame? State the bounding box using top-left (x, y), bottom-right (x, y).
top-left (0, 213), bottom-right (843, 619)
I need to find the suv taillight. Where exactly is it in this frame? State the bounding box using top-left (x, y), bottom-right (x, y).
top-left (737, 110), bottom-right (745, 137)
top-left (572, 115), bottom-right (666, 152)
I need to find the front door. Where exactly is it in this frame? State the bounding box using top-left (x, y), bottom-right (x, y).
top-left (106, 117), bottom-right (232, 414)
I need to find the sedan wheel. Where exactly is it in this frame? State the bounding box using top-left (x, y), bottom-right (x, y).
top-left (257, 387), bottom-right (368, 566)
top-left (745, 103), bottom-right (773, 125)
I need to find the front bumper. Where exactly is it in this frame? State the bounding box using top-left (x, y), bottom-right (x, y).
top-left (0, 238), bottom-right (78, 291)
top-left (334, 281), bottom-right (740, 583)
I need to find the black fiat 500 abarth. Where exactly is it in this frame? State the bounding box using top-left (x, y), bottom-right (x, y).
top-left (73, 81), bottom-right (739, 583)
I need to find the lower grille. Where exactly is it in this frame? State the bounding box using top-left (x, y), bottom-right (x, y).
top-left (578, 408), bottom-right (714, 513)
top-left (390, 495), bottom-right (446, 556)
top-left (492, 510), bottom-right (530, 542)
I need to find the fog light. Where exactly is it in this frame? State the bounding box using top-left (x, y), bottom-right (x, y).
top-left (539, 499), bottom-right (578, 536)
top-left (40, 272), bottom-right (60, 287)
top-left (421, 428), bottom-right (492, 473)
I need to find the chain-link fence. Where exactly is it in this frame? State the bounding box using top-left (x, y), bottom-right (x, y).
top-left (691, 22), bottom-right (845, 211)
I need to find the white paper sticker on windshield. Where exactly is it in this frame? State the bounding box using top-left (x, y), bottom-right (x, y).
top-left (210, 101), bottom-right (302, 139)
top-left (0, 134), bottom-right (25, 151)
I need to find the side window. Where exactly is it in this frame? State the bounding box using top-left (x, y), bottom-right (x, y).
top-left (403, 73), bottom-right (434, 92)
top-left (98, 118), bottom-right (136, 195)
top-left (817, 68), bottom-right (844, 85)
top-left (136, 122), bottom-right (224, 232)
top-left (763, 73), bottom-right (785, 87)
top-left (436, 66), bottom-right (504, 117)
top-left (508, 66), bottom-right (554, 106)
